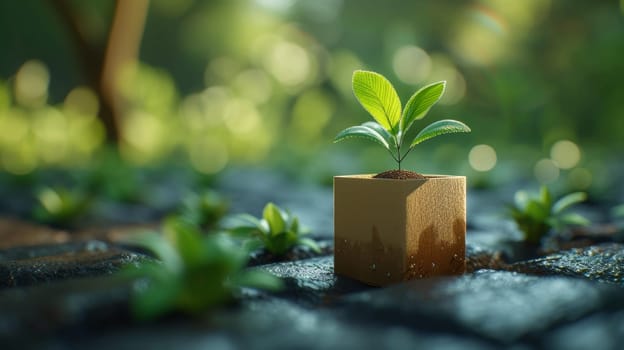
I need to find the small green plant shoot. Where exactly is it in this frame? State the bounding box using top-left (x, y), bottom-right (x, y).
top-left (225, 202), bottom-right (320, 256)
top-left (33, 186), bottom-right (90, 227)
top-left (510, 186), bottom-right (590, 244)
top-left (176, 190), bottom-right (229, 230)
top-left (334, 70), bottom-right (471, 170)
top-left (124, 218), bottom-right (282, 320)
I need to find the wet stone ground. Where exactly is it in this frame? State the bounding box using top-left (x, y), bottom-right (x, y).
top-left (1, 169), bottom-right (624, 349)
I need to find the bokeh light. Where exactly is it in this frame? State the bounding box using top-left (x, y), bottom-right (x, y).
top-left (15, 60), bottom-right (49, 107)
top-left (392, 45), bottom-right (431, 85)
top-left (568, 167), bottom-right (592, 190)
top-left (264, 40), bottom-right (312, 87)
top-left (534, 158), bottom-right (560, 184)
top-left (550, 140), bottom-right (581, 170)
top-left (64, 87), bottom-right (99, 116)
top-left (469, 144), bottom-right (497, 172)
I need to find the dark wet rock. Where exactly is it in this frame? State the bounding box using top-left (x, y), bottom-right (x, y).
top-left (247, 240), bottom-right (333, 267)
top-left (258, 256), bottom-right (371, 306)
top-left (340, 270), bottom-right (624, 343)
top-left (45, 299), bottom-right (495, 350)
top-left (507, 243), bottom-right (624, 284)
top-left (0, 275), bottom-right (133, 341)
top-left (464, 242), bottom-right (507, 272)
top-left (545, 310), bottom-right (624, 350)
top-left (467, 230), bottom-right (542, 262)
top-left (0, 241), bottom-right (146, 288)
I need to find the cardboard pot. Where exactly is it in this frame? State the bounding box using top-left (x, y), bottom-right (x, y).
top-left (334, 174), bottom-right (466, 286)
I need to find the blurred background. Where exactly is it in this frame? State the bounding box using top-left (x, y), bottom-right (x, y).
top-left (0, 0), bottom-right (623, 201)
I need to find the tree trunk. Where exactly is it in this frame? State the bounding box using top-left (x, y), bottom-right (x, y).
top-left (50, 0), bottom-right (150, 144)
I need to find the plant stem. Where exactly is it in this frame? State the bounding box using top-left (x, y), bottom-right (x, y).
top-left (395, 136), bottom-right (401, 170)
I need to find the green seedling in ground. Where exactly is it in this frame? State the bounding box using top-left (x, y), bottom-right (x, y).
top-left (84, 149), bottom-right (142, 203)
top-left (509, 186), bottom-right (590, 244)
top-left (611, 204), bottom-right (624, 220)
top-left (224, 202), bottom-right (320, 256)
top-left (334, 70), bottom-right (471, 170)
top-left (33, 186), bottom-right (90, 227)
top-left (124, 218), bottom-right (282, 320)
top-left (175, 190), bottom-right (229, 230)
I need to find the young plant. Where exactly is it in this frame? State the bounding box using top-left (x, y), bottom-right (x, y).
top-left (334, 70), bottom-right (471, 170)
top-left (176, 190), bottom-right (229, 230)
top-left (509, 186), bottom-right (590, 244)
top-left (124, 218), bottom-right (282, 320)
top-left (224, 202), bottom-right (320, 256)
top-left (33, 186), bottom-right (90, 227)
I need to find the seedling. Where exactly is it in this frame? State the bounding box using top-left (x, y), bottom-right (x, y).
top-left (334, 70), bottom-right (471, 170)
top-left (84, 149), bottom-right (141, 203)
top-left (176, 190), bottom-right (228, 230)
top-left (124, 218), bottom-right (282, 320)
top-left (509, 186), bottom-right (590, 244)
top-left (224, 202), bottom-right (320, 256)
top-left (611, 204), bottom-right (624, 220)
top-left (33, 186), bottom-right (90, 227)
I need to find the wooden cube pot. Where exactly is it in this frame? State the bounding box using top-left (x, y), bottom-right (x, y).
top-left (334, 174), bottom-right (466, 286)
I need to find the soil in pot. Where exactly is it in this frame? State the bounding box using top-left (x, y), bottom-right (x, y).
top-left (373, 169), bottom-right (425, 180)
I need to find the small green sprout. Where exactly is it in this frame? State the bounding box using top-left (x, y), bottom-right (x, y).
top-left (33, 186), bottom-right (90, 227)
top-left (225, 202), bottom-right (320, 256)
top-left (334, 70), bottom-right (471, 170)
top-left (611, 204), bottom-right (624, 220)
top-left (176, 190), bottom-right (229, 230)
top-left (124, 218), bottom-right (282, 320)
top-left (509, 186), bottom-right (590, 244)
top-left (85, 149), bottom-right (141, 203)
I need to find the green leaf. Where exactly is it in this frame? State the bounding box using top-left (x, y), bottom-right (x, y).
top-left (333, 125), bottom-right (391, 150)
top-left (611, 204), bottom-right (624, 219)
top-left (263, 203), bottom-right (285, 234)
top-left (552, 192), bottom-right (587, 214)
top-left (227, 226), bottom-right (259, 238)
top-left (409, 119), bottom-right (471, 148)
top-left (232, 269), bottom-right (283, 291)
top-left (163, 218), bottom-right (203, 265)
top-left (529, 202), bottom-right (550, 221)
top-left (298, 237), bottom-right (321, 253)
top-left (361, 121), bottom-right (395, 147)
top-left (222, 214), bottom-right (263, 230)
top-left (557, 213), bottom-right (590, 226)
top-left (401, 81), bottom-right (446, 133)
top-left (540, 186), bottom-right (552, 210)
top-left (123, 232), bottom-right (182, 272)
top-left (352, 70), bottom-right (401, 134)
top-left (242, 238), bottom-right (264, 252)
top-left (129, 263), bottom-right (181, 320)
top-left (289, 216), bottom-right (299, 233)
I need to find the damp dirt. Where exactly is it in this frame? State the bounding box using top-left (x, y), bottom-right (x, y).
top-left (373, 170), bottom-right (425, 180)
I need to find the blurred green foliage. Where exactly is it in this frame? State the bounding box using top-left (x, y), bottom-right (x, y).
top-left (509, 186), bottom-right (589, 244)
top-left (174, 190), bottom-right (229, 230)
top-left (33, 186), bottom-right (90, 227)
top-left (125, 218), bottom-right (282, 320)
top-left (0, 0), bottom-right (623, 193)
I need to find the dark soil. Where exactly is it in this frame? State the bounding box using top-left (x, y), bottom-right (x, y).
top-left (373, 169), bottom-right (425, 180)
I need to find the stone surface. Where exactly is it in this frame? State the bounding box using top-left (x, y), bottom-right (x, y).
top-left (0, 170), bottom-right (623, 349)
top-left (508, 243), bottom-right (624, 284)
top-left (0, 240), bottom-right (145, 288)
top-left (259, 256), bottom-right (371, 306)
top-left (341, 270), bottom-right (624, 343)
